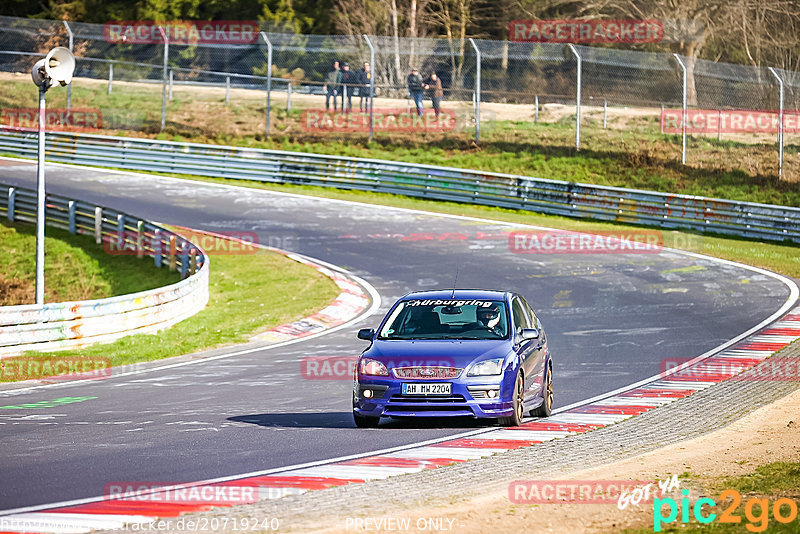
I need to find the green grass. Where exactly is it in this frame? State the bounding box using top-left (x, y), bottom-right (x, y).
top-left (4, 235), bottom-right (340, 379)
top-left (3, 73), bottom-right (800, 206)
top-left (0, 219), bottom-right (179, 305)
top-left (621, 461), bottom-right (800, 533)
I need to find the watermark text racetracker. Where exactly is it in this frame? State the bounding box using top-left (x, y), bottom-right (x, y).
top-left (509, 230), bottom-right (664, 254)
top-left (1, 356), bottom-right (111, 381)
top-left (302, 109), bottom-right (457, 133)
top-left (105, 230), bottom-right (262, 255)
top-left (302, 357), bottom-right (457, 380)
top-left (1, 108), bottom-right (102, 133)
top-left (104, 21), bottom-right (260, 44)
top-left (509, 19), bottom-right (663, 43)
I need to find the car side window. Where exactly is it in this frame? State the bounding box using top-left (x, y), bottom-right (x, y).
top-left (521, 297), bottom-right (539, 329)
top-left (511, 298), bottom-right (530, 332)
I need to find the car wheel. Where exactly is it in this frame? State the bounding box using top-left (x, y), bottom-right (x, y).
top-left (530, 363), bottom-right (553, 418)
top-left (499, 371), bottom-right (524, 427)
top-left (353, 411), bottom-right (380, 428)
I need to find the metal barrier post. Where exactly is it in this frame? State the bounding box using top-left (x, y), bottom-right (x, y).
top-left (153, 229), bottom-right (162, 268)
top-left (169, 69), bottom-right (174, 101)
top-left (363, 35), bottom-right (375, 142)
top-left (68, 200), bottom-right (75, 233)
top-left (63, 21), bottom-right (73, 113)
top-left (159, 27), bottom-right (169, 132)
top-left (136, 220), bottom-right (144, 258)
top-left (180, 241), bottom-right (189, 278)
top-left (7, 188), bottom-right (14, 222)
top-left (535, 95), bottom-right (539, 123)
top-left (108, 63), bottom-right (113, 94)
top-left (225, 76), bottom-right (230, 104)
top-left (603, 99), bottom-right (607, 129)
top-left (168, 235), bottom-right (177, 271)
top-left (260, 32), bottom-right (273, 137)
top-left (35, 84), bottom-right (46, 306)
top-left (116, 214), bottom-right (124, 248)
top-left (469, 38), bottom-right (481, 143)
top-left (768, 67), bottom-right (784, 180)
top-left (567, 44), bottom-right (581, 151)
top-left (94, 206), bottom-right (102, 244)
top-left (673, 53), bottom-right (688, 165)
top-left (287, 82), bottom-right (292, 112)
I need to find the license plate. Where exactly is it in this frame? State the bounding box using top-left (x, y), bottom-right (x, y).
top-left (401, 382), bottom-right (451, 396)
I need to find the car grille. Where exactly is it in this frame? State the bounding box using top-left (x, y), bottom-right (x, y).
top-left (392, 366), bottom-right (462, 379)
top-left (385, 394), bottom-right (471, 413)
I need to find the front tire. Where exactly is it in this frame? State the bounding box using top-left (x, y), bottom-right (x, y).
top-left (499, 371), bottom-right (524, 427)
top-left (530, 363), bottom-right (553, 418)
top-left (353, 411), bottom-right (380, 428)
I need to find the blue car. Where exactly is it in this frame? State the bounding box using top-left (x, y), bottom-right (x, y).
top-left (352, 289), bottom-right (553, 428)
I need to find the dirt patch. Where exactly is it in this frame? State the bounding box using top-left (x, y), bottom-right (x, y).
top-left (0, 271), bottom-right (34, 305)
top-left (284, 389), bottom-right (800, 533)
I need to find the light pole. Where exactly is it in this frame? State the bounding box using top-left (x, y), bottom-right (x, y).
top-left (30, 47), bottom-right (75, 306)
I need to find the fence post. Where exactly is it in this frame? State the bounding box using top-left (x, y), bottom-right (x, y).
top-left (116, 214), bottom-right (125, 248)
top-left (363, 35), bottom-right (375, 142)
top-left (68, 200), bottom-right (75, 233)
top-left (260, 32), bottom-right (273, 138)
top-left (136, 220), bottom-right (144, 258)
top-left (108, 63), bottom-right (113, 94)
top-left (153, 229), bottom-right (162, 268)
top-left (717, 109), bottom-right (722, 141)
top-left (673, 53), bottom-right (687, 165)
top-left (469, 38), bottom-right (481, 144)
top-left (63, 21), bottom-right (73, 113)
top-left (287, 81), bottom-right (292, 112)
top-left (768, 67), bottom-right (784, 180)
top-left (225, 76), bottom-right (230, 104)
top-left (169, 69), bottom-right (174, 101)
top-left (7, 188), bottom-right (15, 222)
top-left (535, 95), bottom-right (539, 123)
top-left (168, 235), bottom-right (177, 271)
top-left (660, 103), bottom-right (664, 134)
top-left (94, 206), bottom-right (103, 244)
top-left (567, 44), bottom-right (581, 151)
top-left (180, 240), bottom-right (189, 278)
top-left (158, 27), bottom-right (169, 132)
top-left (603, 98), bottom-right (607, 129)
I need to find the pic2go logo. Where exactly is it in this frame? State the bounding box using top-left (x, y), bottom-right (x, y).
top-left (654, 489), bottom-right (799, 532)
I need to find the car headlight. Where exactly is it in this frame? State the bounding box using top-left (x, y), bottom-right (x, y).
top-left (359, 358), bottom-right (389, 376)
top-left (467, 358), bottom-right (504, 376)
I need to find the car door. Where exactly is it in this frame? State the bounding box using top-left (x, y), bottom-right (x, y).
top-left (511, 296), bottom-right (537, 398)
top-left (521, 297), bottom-right (546, 395)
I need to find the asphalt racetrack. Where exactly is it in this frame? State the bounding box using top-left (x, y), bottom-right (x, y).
top-left (0, 159), bottom-right (792, 511)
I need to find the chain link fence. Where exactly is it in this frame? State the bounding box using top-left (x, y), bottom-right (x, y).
top-left (0, 15), bottom-right (797, 181)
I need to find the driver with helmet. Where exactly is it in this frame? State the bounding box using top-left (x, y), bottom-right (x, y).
top-left (476, 303), bottom-right (502, 335)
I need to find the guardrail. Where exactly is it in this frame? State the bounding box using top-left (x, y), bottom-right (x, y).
top-left (0, 128), bottom-right (799, 244)
top-left (0, 183), bottom-right (209, 356)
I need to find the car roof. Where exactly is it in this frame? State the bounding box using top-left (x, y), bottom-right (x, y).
top-left (400, 289), bottom-right (511, 301)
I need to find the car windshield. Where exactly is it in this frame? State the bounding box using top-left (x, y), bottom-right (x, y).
top-left (378, 299), bottom-right (509, 340)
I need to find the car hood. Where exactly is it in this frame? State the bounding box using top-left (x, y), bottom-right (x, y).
top-left (363, 339), bottom-right (512, 369)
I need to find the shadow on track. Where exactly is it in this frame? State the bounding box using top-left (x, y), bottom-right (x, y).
top-left (229, 412), bottom-right (498, 429)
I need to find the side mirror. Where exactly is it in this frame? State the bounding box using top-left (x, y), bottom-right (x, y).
top-left (520, 328), bottom-right (540, 341)
top-left (357, 328), bottom-right (375, 341)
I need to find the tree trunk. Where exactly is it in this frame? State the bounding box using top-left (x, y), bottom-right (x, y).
top-left (409, 0), bottom-right (417, 71)
top-left (391, 0), bottom-right (402, 85)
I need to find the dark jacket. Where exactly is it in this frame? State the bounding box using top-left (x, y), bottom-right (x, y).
top-left (357, 68), bottom-right (371, 88)
top-left (425, 76), bottom-right (443, 99)
top-left (325, 68), bottom-right (341, 87)
top-left (407, 72), bottom-right (424, 93)
top-left (340, 69), bottom-right (356, 90)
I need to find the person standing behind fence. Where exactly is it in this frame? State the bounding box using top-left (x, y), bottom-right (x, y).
top-left (407, 68), bottom-right (425, 117)
top-left (323, 60), bottom-right (341, 112)
top-left (340, 62), bottom-right (356, 112)
top-left (424, 72), bottom-right (443, 118)
top-left (358, 62), bottom-right (371, 112)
